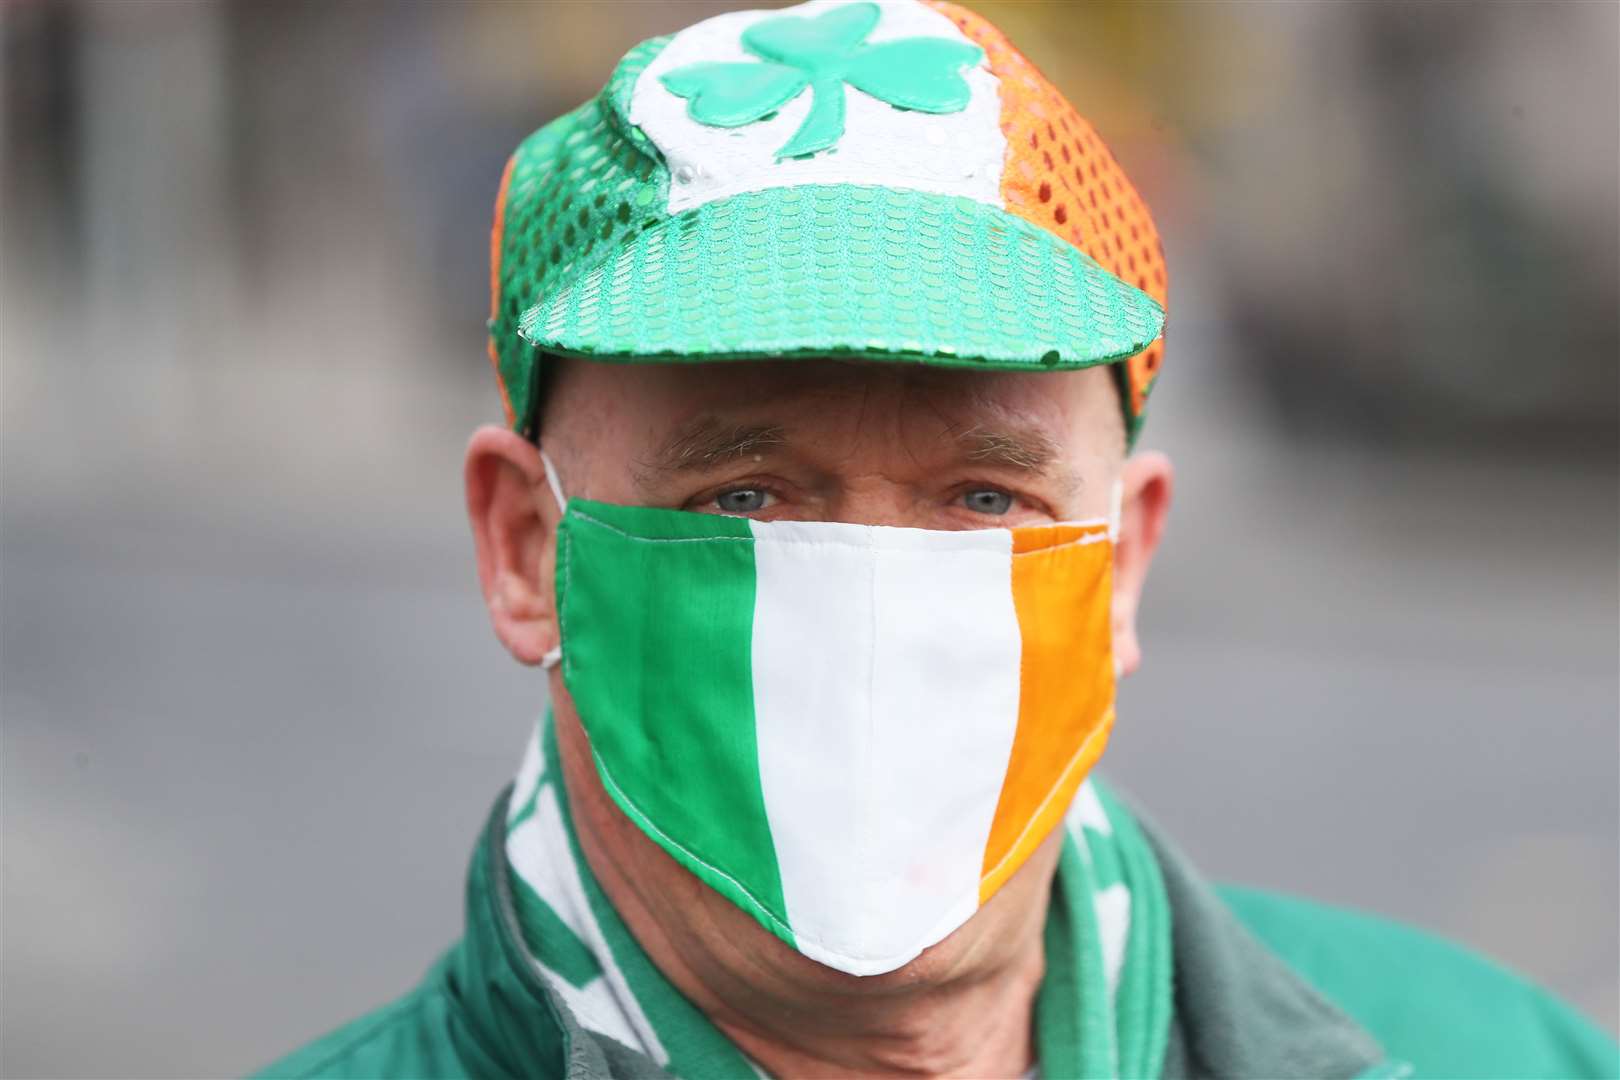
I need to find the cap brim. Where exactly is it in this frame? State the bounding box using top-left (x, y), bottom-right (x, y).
top-left (517, 184), bottom-right (1163, 372)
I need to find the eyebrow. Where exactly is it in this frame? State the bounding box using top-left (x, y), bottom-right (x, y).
top-left (640, 418), bottom-right (788, 475)
top-left (957, 422), bottom-right (1060, 472)
top-left (637, 411), bottom-right (1079, 494)
top-left (953, 415), bottom-right (1084, 496)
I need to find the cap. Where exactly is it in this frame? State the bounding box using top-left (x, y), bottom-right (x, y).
top-left (487, 0), bottom-right (1169, 441)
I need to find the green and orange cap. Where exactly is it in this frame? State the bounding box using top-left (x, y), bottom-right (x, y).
top-left (487, 0), bottom-right (1169, 441)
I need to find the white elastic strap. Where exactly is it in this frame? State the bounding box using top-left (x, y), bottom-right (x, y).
top-left (540, 448), bottom-right (568, 514)
top-left (539, 449), bottom-right (567, 672)
top-left (1111, 478), bottom-right (1125, 680)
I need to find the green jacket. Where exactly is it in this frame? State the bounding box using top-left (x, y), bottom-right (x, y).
top-left (261, 790), bottom-right (1617, 1079)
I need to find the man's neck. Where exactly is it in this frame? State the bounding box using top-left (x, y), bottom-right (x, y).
top-left (592, 822), bottom-right (1046, 1078)
top-left (701, 941), bottom-right (1046, 1079)
top-left (557, 707), bottom-right (1054, 1079)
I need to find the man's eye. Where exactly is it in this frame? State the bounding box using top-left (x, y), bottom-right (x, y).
top-left (715, 488), bottom-right (773, 514)
top-left (962, 489), bottom-right (1014, 515)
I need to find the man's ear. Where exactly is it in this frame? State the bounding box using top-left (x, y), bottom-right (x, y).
top-left (1111, 451), bottom-right (1173, 678)
top-left (465, 426), bottom-right (561, 666)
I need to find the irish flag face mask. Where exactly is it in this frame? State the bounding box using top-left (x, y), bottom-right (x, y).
top-left (542, 455), bottom-right (1118, 976)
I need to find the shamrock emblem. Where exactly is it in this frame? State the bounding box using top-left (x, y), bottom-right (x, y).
top-left (660, 1), bottom-right (984, 160)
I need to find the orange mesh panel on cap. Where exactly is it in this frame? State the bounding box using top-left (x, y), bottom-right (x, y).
top-left (923, 1), bottom-right (1167, 418)
top-left (486, 151), bottom-right (519, 427)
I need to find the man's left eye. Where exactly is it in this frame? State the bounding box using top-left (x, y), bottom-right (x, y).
top-left (715, 488), bottom-right (773, 513)
top-left (962, 489), bottom-right (1013, 515)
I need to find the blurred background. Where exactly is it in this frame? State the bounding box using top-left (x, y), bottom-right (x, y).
top-left (2, 1), bottom-right (1615, 1075)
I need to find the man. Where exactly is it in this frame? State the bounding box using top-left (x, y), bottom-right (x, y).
top-left (264, 2), bottom-right (1618, 1077)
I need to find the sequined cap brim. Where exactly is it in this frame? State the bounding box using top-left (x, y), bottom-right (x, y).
top-left (516, 183), bottom-right (1163, 372)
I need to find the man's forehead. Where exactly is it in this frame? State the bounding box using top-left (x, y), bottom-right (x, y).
top-left (590, 357), bottom-right (1105, 418)
top-left (550, 357), bottom-right (1123, 469)
top-left (639, 413), bottom-right (1064, 474)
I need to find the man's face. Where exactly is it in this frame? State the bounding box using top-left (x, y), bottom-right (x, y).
top-left (465, 357), bottom-right (1170, 995)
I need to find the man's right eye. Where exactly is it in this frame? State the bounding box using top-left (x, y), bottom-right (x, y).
top-left (715, 488), bottom-right (773, 514)
top-left (961, 488), bottom-right (1015, 516)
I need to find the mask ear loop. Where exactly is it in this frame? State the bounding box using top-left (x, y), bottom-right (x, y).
top-left (540, 448), bottom-right (569, 515)
top-left (1108, 477), bottom-right (1125, 677)
top-left (538, 448), bottom-right (567, 671)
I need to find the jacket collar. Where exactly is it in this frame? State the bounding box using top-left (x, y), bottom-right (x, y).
top-left (445, 797), bottom-right (623, 1077)
top-left (1137, 815), bottom-right (1389, 1079)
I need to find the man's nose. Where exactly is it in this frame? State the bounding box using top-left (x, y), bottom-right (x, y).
top-left (819, 478), bottom-right (933, 530)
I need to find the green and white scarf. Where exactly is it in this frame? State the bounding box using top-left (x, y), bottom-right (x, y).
top-left (504, 716), bottom-right (1172, 1078)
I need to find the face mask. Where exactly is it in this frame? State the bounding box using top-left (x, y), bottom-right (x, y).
top-left (540, 452), bottom-right (1118, 976)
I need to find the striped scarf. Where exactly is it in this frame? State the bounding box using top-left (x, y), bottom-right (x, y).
top-left (503, 715), bottom-right (1171, 1078)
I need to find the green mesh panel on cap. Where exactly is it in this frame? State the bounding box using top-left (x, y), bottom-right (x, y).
top-left (489, 35), bottom-right (672, 429)
top-left (518, 183), bottom-right (1164, 371)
